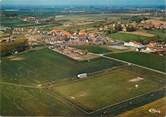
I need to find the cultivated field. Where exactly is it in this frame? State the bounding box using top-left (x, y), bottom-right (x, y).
top-left (53, 66), bottom-right (165, 113)
top-left (108, 52), bottom-right (166, 72)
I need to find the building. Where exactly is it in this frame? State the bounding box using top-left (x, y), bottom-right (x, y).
top-left (124, 41), bottom-right (145, 48)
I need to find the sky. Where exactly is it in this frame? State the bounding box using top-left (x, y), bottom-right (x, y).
top-left (1, 0), bottom-right (166, 6)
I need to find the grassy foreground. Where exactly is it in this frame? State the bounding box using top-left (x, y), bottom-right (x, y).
top-left (0, 84), bottom-right (83, 116)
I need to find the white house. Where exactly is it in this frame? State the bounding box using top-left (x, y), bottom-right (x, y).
top-left (140, 47), bottom-right (155, 53)
top-left (124, 41), bottom-right (145, 48)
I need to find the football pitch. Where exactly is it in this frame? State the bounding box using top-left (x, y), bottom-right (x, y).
top-left (1, 48), bottom-right (122, 85)
top-left (1, 48), bottom-right (166, 116)
top-left (53, 66), bottom-right (165, 114)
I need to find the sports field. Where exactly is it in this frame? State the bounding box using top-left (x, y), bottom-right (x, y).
top-left (54, 67), bottom-right (164, 112)
top-left (73, 45), bottom-right (111, 54)
top-left (111, 32), bottom-right (153, 41)
top-left (117, 97), bottom-right (166, 117)
top-left (108, 52), bottom-right (166, 72)
top-left (0, 84), bottom-right (83, 116)
top-left (1, 48), bottom-right (122, 85)
top-left (1, 48), bottom-right (165, 116)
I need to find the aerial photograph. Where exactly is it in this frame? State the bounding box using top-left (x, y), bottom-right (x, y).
top-left (0, 0), bottom-right (166, 116)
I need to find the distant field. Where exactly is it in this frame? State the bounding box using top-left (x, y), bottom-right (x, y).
top-left (111, 32), bottom-right (152, 41)
top-left (73, 45), bottom-right (111, 54)
top-left (117, 97), bottom-right (166, 117)
top-left (1, 48), bottom-right (122, 85)
top-left (108, 52), bottom-right (166, 72)
top-left (124, 31), bottom-right (154, 37)
top-left (54, 67), bottom-right (164, 112)
top-left (0, 85), bottom-right (83, 116)
top-left (0, 16), bottom-right (30, 27)
top-left (146, 29), bottom-right (166, 41)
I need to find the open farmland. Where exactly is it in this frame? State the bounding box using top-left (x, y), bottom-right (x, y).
top-left (146, 29), bottom-right (166, 41)
top-left (1, 48), bottom-right (122, 85)
top-left (110, 32), bottom-right (153, 41)
top-left (108, 52), bottom-right (166, 72)
top-left (124, 31), bottom-right (154, 37)
top-left (0, 34), bottom-right (28, 52)
top-left (117, 97), bottom-right (166, 117)
top-left (53, 66), bottom-right (165, 114)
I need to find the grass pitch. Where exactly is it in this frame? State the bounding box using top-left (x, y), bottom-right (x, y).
top-left (54, 67), bottom-right (164, 112)
top-left (1, 48), bottom-right (122, 85)
top-left (0, 84), bottom-right (82, 116)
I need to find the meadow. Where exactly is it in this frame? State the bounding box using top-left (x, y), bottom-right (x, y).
top-left (0, 84), bottom-right (83, 116)
top-left (146, 29), bottom-right (166, 41)
top-left (108, 52), bottom-right (166, 72)
top-left (110, 32), bottom-right (153, 41)
top-left (1, 48), bottom-right (122, 85)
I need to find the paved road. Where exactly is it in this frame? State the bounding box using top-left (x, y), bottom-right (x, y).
top-left (94, 53), bottom-right (166, 75)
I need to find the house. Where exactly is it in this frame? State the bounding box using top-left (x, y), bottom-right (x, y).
top-left (140, 47), bottom-right (155, 53)
top-left (124, 41), bottom-right (145, 48)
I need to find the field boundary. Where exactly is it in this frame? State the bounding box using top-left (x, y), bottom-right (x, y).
top-left (100, 55), bottom-right (166, 75)
top-left (88, 87), bottom-right (166, 116)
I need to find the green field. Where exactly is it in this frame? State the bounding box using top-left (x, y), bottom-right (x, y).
top-left (146, 29), bottom-right (166, 41)
top-left (73, 45), bottom-right (111, 54)
top-left (117, 97), bottom-right (166, 117)
top-left (108, 52), bottom-right (166, 72)
top-left (110, 32), bottom-right (152, 41)
top-left (0, 84), bottom-right (83, 116)
top-left (1, 48), bottom-right (122, 85)
top-left (1, 48), bottom-right (165, 116)
top-left (54, 67), bottom-right (164, 112)
top-left (0, 16), bottom-right (30, 27)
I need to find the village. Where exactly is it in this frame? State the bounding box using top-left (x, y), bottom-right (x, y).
top-left (1, 2), bottom-right (166, 117)
top-left (1, 18), bottom-right (166, 59)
